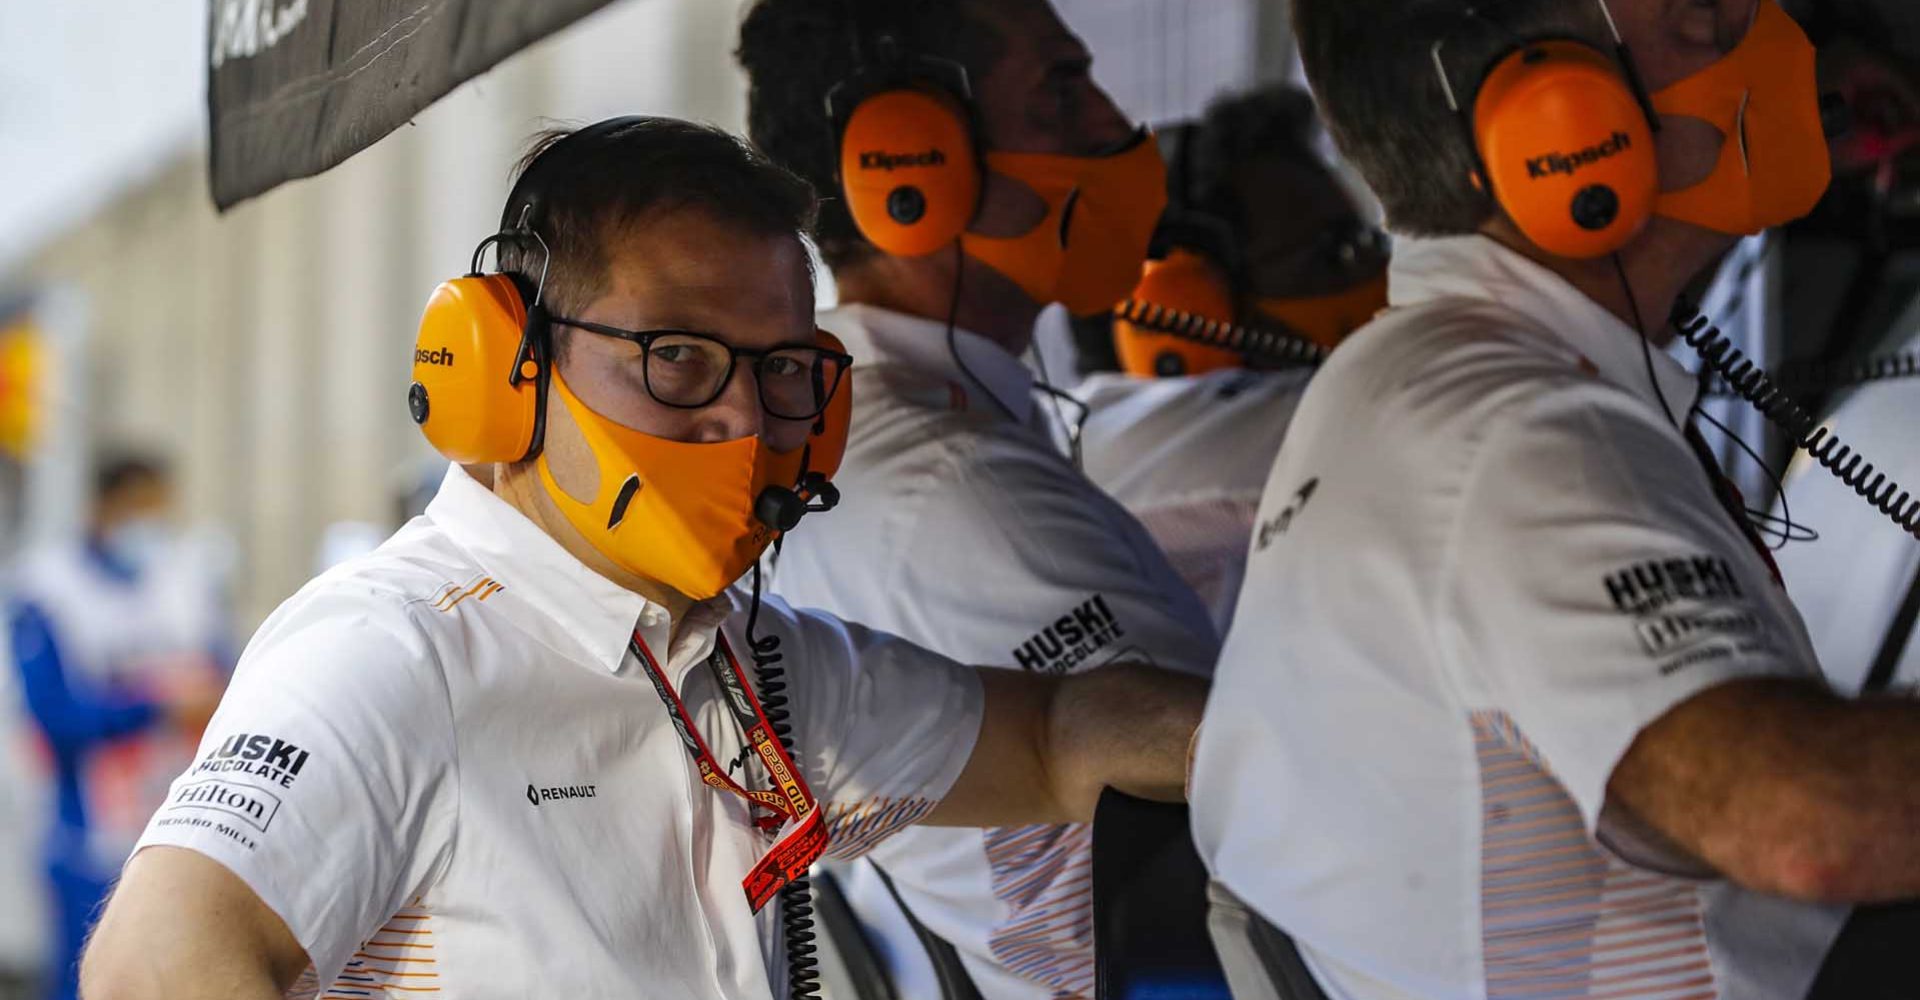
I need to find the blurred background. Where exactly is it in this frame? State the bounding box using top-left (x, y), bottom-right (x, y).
top-left (1, 2), bottom-right (1916, 997)
top-left (0, 1), bottom-right (1293, 995)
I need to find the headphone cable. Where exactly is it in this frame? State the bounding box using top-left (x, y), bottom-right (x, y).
top-left (943, 243), bottom-right (1023, 424)
top-left (1612, 252), bottom-right (1810, 548)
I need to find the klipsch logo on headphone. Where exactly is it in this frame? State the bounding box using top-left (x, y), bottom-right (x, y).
top-left (1526, 131), bottom-right (1632, 181)
top-left (414, 347), bottom-right (456, 367)
top-left (859, 149), bottom-right (947, 171)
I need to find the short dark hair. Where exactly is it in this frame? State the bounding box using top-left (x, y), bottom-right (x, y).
top-left (1175, 83), bottom-right (1330, 257)
top-left (736, 0), bottom-right (1006, 271)
top-left (1185, 85), bottom-right (1324, 216)
top-left (1293, 0), bottom-right (1606, 235)
top-left (495, 117), bottom-right (818, 334)
top-left (94, 452), bottom-right (168, 503)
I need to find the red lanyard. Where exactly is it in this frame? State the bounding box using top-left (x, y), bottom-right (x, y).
top-left (631, 628), bottom-right (829, 912)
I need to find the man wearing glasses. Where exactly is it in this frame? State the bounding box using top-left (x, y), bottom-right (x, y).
top-left (739, 4), bottom-right (1219, 995)
top-left (77, 118), bottom-right (1205, 999)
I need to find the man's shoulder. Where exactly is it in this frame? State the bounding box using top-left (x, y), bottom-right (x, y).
top-left (1302, 299), bottom-right (1609, 451)
top-left (241, 520), bottom-right (485, 692)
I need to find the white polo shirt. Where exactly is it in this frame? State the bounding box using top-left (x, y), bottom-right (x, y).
top-left (132, 464), bottom-right (983, 999)
top-left (1072, 368), bottom-right (1310, 631)
top-left (773, 303), bottom-right (1218, 1000)
top-left (1190, 236), bottom-right (1849, 1000)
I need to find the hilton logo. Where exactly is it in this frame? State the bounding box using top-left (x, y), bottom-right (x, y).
top-left (166, 779), bottom-right (284, 832)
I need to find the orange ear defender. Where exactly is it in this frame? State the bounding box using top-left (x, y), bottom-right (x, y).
top-left (1432, 1), bottom-right (1661, 258)
top-left (1113, 250), bottom-right (1241, 377)
top-left (827, 47), bottom-right (983, 257)
top-left (411, 268), bottom-right (545, 464)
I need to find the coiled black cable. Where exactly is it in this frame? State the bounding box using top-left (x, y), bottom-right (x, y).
top-left (1702, 347), bottom-right (1920, 397)
top-left (1673, 301), bottom-right (1920, 541)
top-left (744, 561), bottom-right (821, 999)
top-left (1113, 298), bottom-right (1330, 369)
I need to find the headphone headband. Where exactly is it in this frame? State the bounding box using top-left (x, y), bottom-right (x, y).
top-left (500, 115), bottom-right (650, 236)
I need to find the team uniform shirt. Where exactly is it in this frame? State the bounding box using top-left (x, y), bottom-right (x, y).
top-left (1191, 236), bottom-right (1848, 1000)
top-left (1772, 318), bottom-right (1920, 693)
top-left (1072, 367), bottom-right (1310, 631)
top-left (774, 303), bottom-right (1218, 1000)
top-left (132, 464), bottom-right (983, 999)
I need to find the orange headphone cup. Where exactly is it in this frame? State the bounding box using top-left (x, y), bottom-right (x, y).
top-left (410, 273), bottom-right (543, 465)
top-left (838, 86), bottom-right (982, 257)
top-left (1471, 41), bottom-right (1659, 259)
top-left (1113, 249), bottom-right (1241, 378)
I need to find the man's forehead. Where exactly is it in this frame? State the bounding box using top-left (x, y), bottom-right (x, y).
top-left (595, 222), bottom-right (813, 337)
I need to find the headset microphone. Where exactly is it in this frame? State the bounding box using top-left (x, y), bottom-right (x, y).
top-left (754, 473), bottom-right (841, 533)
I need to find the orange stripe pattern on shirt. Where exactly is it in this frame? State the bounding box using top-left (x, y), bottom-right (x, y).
top-left (984, 822), bottom-right (1096, 999)
top-left (1474, 711), bottom-right (1718, 1000)
top-left (322, 902), bottom-right (442, 998)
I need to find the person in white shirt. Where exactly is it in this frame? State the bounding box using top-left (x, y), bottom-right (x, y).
top-left (1071, 84), bottom-right (1390, 630)
top-left (1192, 2), bottom-right (1920, 999)
top-left (737, 2), bottom-right (1219, 996)
top-left (1771, 314), bottom-right (1920, 695)
top-left (77, 117), bottom-right (1205, 1000)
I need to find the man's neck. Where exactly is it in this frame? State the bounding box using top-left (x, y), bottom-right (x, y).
top-left (1483, 218), bottom-right (1737, 349)
top-left (492, 461), bottom-right (698, 629)
top-left (833, 251), bottom-right (1042, 356)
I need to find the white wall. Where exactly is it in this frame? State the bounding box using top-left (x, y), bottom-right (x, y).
top-left (9, 0), bottom-right (755, 630)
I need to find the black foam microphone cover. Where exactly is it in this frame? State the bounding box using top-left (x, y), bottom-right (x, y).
top-left (754, 486), bottom-right (808, 533)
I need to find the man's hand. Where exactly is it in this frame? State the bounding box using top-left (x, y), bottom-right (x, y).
top-left (923, 664), bottom-right (1207, 827)
top-left (1607, 677), bottom-right (1920, 903)
top-left (82, 846), bottom-right (310, 1000)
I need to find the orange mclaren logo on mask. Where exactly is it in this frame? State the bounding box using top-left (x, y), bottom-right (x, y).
top-left (858, 149), bottom-right (947, 171)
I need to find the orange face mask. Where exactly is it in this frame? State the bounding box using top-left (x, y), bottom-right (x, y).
top-left (1249, 271), bottom-right (1390, 352)
top-left (537, 371), bottom-right (826, 601)
top-left (962, 130), bottom-right (1169, 316)
top-left (1651, 0), bottom-right (1832, 235)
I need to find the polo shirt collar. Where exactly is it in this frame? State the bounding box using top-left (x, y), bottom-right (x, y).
top-left (1387, 235), bottom-right (1701, 418)
top-left (425, 464), bottom-right (683, 675)
top-left (823, 302), bottom-right (1036, 425)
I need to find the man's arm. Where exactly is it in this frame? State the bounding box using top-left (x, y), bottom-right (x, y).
top-left (81, 846), bottom-right (310, 1000)
top-left (923, 664), bottom-right (1206, 827)
top-left (1608, 677), bottom-right (1920, 904)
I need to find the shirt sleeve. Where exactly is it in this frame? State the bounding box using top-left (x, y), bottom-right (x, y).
top-left (1442, 377), bottom-right (1819, 836)
top-left (897, 426), bottom-right (1220, 678)
top-left (132, 590), bottom-right (458, 985)
top-left (751, 597), bottom-right (985, 860)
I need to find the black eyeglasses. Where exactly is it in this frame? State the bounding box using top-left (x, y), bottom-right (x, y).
top-left (549, 317), bottom-right (852, 421)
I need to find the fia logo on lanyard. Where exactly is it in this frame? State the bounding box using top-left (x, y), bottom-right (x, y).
top-left (632, 629), bottom-right (830, 912)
